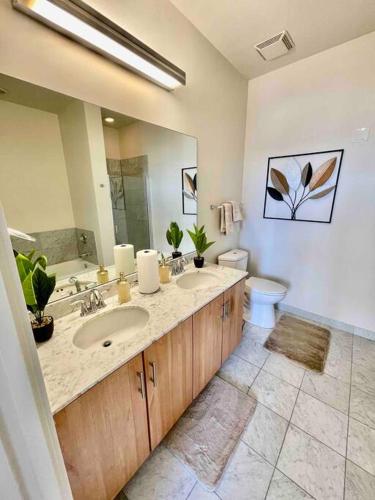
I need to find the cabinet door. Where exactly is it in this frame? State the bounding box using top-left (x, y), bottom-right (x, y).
top-left (144, 317), bottom-right (193, 449)
top-left (222, 279), bottom-right (245, 362)
top-left (192, 294), bottom-right (224, 398)
top-left (54, 354), bottom-right (150, 500)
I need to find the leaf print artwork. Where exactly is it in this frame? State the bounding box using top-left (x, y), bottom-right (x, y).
top-left (264, 150), bottom-right (343, 223)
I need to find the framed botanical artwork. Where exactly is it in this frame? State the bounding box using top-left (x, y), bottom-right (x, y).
top-left (182, 167), bottom-right (197, 215)
top-left (263, 149), bottom-right (344, 223)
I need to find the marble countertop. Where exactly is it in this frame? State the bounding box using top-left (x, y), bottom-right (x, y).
top-left (37, 263), bottom-right (247, 415)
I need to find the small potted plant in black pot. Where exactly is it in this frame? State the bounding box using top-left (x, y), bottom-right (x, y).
top-left (187, 225), bottom-right (215, 268)
top-left (166, 222), bottom-right (184, 259)
top-left (15, 251), bottom-right (56, 343)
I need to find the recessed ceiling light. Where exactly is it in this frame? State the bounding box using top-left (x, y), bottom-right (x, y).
top-left (104, 117), bottom-right (115, 123)
top-left (12, 0), bottom-right (186, 90)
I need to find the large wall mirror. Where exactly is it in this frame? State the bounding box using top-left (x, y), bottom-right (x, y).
top-left (0, 73), bottom-right (197, 302)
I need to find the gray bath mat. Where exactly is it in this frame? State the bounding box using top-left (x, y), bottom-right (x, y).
top-left (164, 376), bottom-right (256, 489)
top-left (264, 314), bottom-right (331, 372)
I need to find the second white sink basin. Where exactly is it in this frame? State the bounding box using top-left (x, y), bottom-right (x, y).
top-left (176, 271), bottom-right (220, 290)
top-left (73, 306), bottom-right (149, 350)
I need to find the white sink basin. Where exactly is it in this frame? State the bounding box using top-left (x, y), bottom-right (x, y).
top-left (176, 271), bottom-right (220, 290)
top-left (73, 307), bottom-right (149, 350)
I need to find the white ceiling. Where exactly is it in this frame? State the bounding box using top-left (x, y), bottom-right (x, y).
top-left (170, 0), bottom-right (375, 79)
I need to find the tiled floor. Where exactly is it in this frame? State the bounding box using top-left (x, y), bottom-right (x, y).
top-left (119, 316), bottom-right (375, 500)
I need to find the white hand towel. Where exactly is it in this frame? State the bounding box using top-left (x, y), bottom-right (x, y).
top-left (219, 206), bottom-right (226, 233)
top-left (230, 201), bottom-right (243, 222)
top-left (223, 202), bottom-right (234, 234)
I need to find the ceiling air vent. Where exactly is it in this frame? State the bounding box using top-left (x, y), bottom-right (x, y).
top-left (254, 30), bottom-right (294, 61)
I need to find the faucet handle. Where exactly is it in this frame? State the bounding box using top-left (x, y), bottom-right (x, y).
top-left (71, 299), bottom-right (88, 316)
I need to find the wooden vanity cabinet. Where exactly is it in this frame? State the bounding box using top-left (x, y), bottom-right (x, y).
top-left (54, 354), bottom-right (149, 500)
top-left (54, 278), bottom-right (246, 498)
top-left (222, 279), bottom-right (245, 362)
top-left (192, 294), bottom-right (224, 398)
top-left (143, 317), bottom-right (193, 449)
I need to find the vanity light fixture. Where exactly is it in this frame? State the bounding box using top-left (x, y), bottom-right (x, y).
top-left (104, 117), bottom-right (114, 123)
top-left (12, 0), bottom-right (186, 90)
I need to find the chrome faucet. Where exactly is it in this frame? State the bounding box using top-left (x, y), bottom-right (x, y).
top-left (69, 276), bottom-right (82, 293)
top-left (71, 289), bottom-right (106, 316)
top-left (171, 257), bottom-right (187, 276)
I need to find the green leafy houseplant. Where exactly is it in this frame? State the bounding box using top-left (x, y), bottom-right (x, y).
top-left (187, 225), bottom-right (215, 268)
top-left (15, 251), bottom-right (56, 342)
top-left (166, 222), bottom-right (184, 258)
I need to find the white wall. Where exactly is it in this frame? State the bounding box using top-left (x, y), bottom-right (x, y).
top-left (0, 100), bottom-right (75, 233)
top-left (59, 101), bottom-right (115, 265)
top-left (241, 32), bottom-right (375, 331)
top-left (0, 0), bottom-right (247, 261)
top-left (103, 126), bottom-right (121, 160)
top-left (118, 121), bottom-right (196, 254)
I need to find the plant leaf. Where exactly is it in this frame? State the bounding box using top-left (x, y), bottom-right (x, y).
top-left (193, 174), bottom-right (197, 191)
top-left (270, 168), bottom-right (289, 194)
top-left (184, 173), bottom-right (196, 195)
top-left (15, 253), bottom-right (33, 282)
top-left (301, 162), bottom-right (313, 187)
top-left (183, 190), bottom-right (195, 200)
top-left (22, 271), bottom-right (36, 307)
top-left (267, 187), bottom-right (284, 201)
top-left (32, 265), bottom-right (56, 313)
top-left (309, 157), bottom-right (337, 191)
top-left (308, 185), bottom-right (336, 200)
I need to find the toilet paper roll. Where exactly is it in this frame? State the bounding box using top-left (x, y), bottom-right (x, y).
top-left (114, 244), bottom-right (135, 277)
top-left (136, 249), bottom-right (160, 294)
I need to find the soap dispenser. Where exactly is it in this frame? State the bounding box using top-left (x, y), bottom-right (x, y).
top-left (97, 265), bottom-right (109, 284)
top-left (118, 272), bottom-right (131, 304)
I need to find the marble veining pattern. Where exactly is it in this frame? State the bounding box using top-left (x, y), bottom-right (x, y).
top-left (218, 354), bottom-right (259, 393)
top-left (266, 470), bottom-right (313, 499)
top-left (291, 391), bottom-right (348, 455)
top-left (347, 418), bottom-right (375, 475)
top-left (38, 264), bottom-right (247, 414)
top-left (250, 370), bottom-right (299, 420)
top-left (277, 425), bottom-right (345, 500)
top-left (241, 402), bottom-right (288, 465)
top-left (301, 371), bottom-right (350, 414)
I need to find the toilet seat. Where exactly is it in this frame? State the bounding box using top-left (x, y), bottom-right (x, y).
top-left (246, 277), bottom-right (287, 296)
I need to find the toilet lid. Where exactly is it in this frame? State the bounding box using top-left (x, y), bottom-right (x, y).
top-left (246, 277), bottom-right (287, 295)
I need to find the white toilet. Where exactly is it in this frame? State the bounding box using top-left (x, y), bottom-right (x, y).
top-left (218, 249), bottom-right (287, 328)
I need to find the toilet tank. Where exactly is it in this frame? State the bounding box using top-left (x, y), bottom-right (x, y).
top-left (218, 249), bottom-right (248, 270)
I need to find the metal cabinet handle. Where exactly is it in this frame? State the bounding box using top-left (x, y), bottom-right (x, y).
top-left (137, 371), bottom-right (145, 399)
top-left (225, 300), bottom-right (231, 318)
top-left (149, 361), bottom-right (157, 387)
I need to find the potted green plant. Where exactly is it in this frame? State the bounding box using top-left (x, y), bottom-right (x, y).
top-left (15, 251), bottom-right (56, 343)
top-left (187, 225), bottom-right (215, 268)
top-left (166, 222), bottom-right (184, 258)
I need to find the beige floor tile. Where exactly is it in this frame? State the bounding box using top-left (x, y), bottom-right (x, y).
top-left (124, 446), bottom-right (195, 500)
top-left (350, 386), bottom-right (375, 429)
top-left (347, 418), bottom-right (375, 475)
top-left (218, 354), bottom-right (259, 393)
top-left (301, 371), bottom-right (350, 413)
top-left (243, 323), bottom-right (272, 344)
top-left (277, 425), bottom-right (345, 500)
top-left (352, 364), bottom-right (375, 398)
top-left (325, 342), bottom-right (352, 383)
top-left (250, 370), bottom-right (299, 420)
top-left (216, 441), bottom-right (273, 500)
top-left (345, 460), bottom-right (375, 500)
top-left (266, 470), bottom-right (313, 499)
top-left (291, 392), bottom-right (348, 455)
top-left (262, 353), bottom-right (305, 388)
top-left (234, 336), bottom-right (270, 368)
top-left (242, 403), bottom-right (288, 465)
top-left (352, 335), bottom-right (375, 368)
top-left (188, 482), bottom-right (219, 499)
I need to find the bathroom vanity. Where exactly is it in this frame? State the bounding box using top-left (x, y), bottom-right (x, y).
top-left (38, 266), bottom-right (246, 499)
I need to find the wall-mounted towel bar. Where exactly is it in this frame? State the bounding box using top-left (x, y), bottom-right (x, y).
top-left (210, 203), bottom-right (243, 210)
